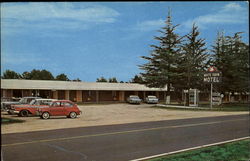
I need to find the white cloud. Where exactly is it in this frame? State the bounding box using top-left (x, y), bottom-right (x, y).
top-left (1, 52), bottom-right (48, 66)
top-left (182, 2), bottom-right (248, 30)
top-left (1, 2), bottom-right (120, 35)
top-left (136, 19), bottom-right (165, 31)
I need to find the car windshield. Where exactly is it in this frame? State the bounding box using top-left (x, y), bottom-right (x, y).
top-left (47, 102), bottom-right (53, 106)
top-left (19, 98), bottom-right (27, 104)
top-left (29, 100), bottom-right (36, 105)
top-left (148, 96), bottom-right (157, 99)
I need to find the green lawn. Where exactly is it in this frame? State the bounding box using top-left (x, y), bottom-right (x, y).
top-left (156, 103), bottom-right (249, 111)
top-left (150, 139), bottom-right (250, 161)
top-left (1, 117), bottom-right (25, 124)
top-left (200, 103), bottom-right (249, 111)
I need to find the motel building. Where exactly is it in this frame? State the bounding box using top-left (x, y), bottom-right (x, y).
top-left (1, 79), bottom-right (167, 103)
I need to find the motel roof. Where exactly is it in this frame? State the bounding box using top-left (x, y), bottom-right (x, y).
top-left (1, 79), bottom-right (168, 91)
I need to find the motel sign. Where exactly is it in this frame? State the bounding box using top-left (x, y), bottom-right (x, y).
top-left (204, 66), bottom-right (222, 109)
top-left (204, 72), bottom-right (221, 83)
top-left (204, 67), bottom-right (222, 83)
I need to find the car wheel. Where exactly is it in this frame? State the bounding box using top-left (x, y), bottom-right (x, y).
top-left (20, 110), bottom-right (29, 117)
top-left (41, 112), bottom-right (50, 119)
top-left (69, 112), bottom-right (77, 119)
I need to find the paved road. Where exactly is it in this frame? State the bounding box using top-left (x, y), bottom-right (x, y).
top-left (2, 114), bottom-right (249, 161)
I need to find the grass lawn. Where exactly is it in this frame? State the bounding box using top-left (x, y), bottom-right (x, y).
top-left (149, 139), bottom-right (250, 161)
top-left (200, 103), bottom-right (249, 111)
top-left (1, 117), bottom-right (25, 124)
top-left (156, 103), bottom-right (249, 111)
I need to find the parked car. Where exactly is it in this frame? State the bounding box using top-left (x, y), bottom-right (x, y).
top-left (10, 99), bottom-right (57, 117)
top-left (37, 100), bottom-right (81, 119)
top-left (127, 95), bottom-right (142, 104)
top-left (145, 95), bottom-right (159, 104)
top-left (4, 96), bottom-right (41, 114)
top-left (1, 97), bottom-right (21, 111)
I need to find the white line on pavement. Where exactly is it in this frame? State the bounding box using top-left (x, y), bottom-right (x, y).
top-left (130, 136), bottom-right (250, 161)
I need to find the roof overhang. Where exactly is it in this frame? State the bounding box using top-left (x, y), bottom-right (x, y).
top-left (1, 79), bottom-right (167, 91)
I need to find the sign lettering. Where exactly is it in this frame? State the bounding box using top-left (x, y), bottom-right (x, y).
top-left (204, 67), bottom-right (222, 83)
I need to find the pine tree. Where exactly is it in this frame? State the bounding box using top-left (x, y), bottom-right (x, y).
top-left (139, 10), bottom-right (183, 100)
top-left (212, 32), bottom-right (249, 95)
top-left (178, 23), bottom-right (209, 90)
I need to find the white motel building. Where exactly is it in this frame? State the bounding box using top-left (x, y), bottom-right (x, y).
top-left (1, 79), bottom-right (168, 103)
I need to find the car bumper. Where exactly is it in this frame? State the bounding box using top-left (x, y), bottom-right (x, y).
top-left (147, 101), bottom-right (158, 104)
top-left (129, 101), bottom-right (141, 104)
top-left (8, 110), bottom-right (19, 114)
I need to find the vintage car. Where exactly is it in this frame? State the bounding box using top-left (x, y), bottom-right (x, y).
top-left (10, 98), bottom-right (57, 117)
top-left (127, 95), bottom-right (142, 104)
top-left (145, 95), bottom-right (159, 104)
top-left (1, 97), bottom-right (21, 111)
top-left (4, 96), bottom-right (41, 114)
top-left (37, 100), bottom-right (81, 119)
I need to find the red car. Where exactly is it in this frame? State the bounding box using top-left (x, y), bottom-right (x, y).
top-left (37, 100), bottom-right (81, 119)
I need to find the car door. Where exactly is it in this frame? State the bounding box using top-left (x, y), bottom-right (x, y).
top-left (61, 102), bottom-right (74, 115)
top-left (50, 102), bottom-right (64, 116)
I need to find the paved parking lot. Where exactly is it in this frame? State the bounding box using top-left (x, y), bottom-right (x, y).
top-left (1, 103), bottom-right (247, 134)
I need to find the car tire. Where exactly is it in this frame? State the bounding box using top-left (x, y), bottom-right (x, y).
top-left (69, 112), bottom-right (77, 119)
top-left (41, 112), bottom-right (50, 119)
top-left (20, 110), bottom-right (29, 117)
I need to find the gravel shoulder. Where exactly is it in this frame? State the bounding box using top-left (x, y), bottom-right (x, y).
top-left (1, 103), bottom-right (248, 134)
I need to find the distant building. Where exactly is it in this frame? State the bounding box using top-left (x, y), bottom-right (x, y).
top-left (1, 79), bottom-right (167, 103)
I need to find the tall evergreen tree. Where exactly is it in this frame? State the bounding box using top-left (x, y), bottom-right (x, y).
top-left (139, 10), bottom-right (183, 100)
top-left (212, 32), bottom-right (249, 94)
top-left (178, 24), bottom-right (209, 90)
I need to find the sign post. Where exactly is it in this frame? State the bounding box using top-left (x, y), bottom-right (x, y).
top-left (210, 83), bottom-right (213, 109)
top-left (204, 66), bottom-right (222, 109)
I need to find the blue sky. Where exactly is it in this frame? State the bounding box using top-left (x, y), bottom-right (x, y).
top-left (1, 2), bottom-right (249, 82)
